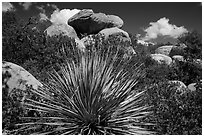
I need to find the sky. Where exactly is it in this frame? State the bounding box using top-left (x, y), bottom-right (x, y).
top-left (2, 1), bottom-right (202, 44)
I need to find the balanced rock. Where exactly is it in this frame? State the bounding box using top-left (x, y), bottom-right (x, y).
top-left (68, 9), bottom-right (123, 35)
top-left (99, 27), bottom-right (131, 42)
top-left (2, 61), bottom-right (43, 94)
top-left (150, 54), bottom-right (172, 65)
top-left (155, 45), bottom-right (185, 57)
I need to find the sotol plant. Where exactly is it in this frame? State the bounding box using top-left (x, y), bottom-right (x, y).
top-left (15, 45), bottom-right (154, 135)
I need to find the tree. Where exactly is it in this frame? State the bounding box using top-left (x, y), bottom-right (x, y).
top-left (178, 31), bottom-right (202, 59)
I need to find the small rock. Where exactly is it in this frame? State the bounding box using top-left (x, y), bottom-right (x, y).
top-left (187, 83), bottom-right (197, 91)
top-left (172, 55), bottom-right (184, 62)
top-left (150, 54), bottom-right (172, 65)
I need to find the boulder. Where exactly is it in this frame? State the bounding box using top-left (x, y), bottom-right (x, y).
top-left (81, 34), bottom-right (135, 55)
top-left (172, 55), bottom-right (184, 62)
top-left (45, 23), bottom-right (85, 51)
top-left (2, 61), bottom-right (43, 94)
top-left (45, 23), bottom-right (78, 39)
top-left (98, 27), bottom-right (131, 42)
top-left (155, 45), bottom-right (174, 56)
top-left (68, 9), bottom-right (123, 35)
top-left (150, 54), bottom-right (172, 65)
top-left (187, 83), bottom-right (197, 92)
top-left (194, 59), bottom-right (202, 66)
top-left (155, 45), bottom-right (185, 57)
top-left (168, 80), bottom-right (187, 94)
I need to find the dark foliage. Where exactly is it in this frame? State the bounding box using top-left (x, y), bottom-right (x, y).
top-left (178, 31), bottom-right (202, 59)
top-left (143, 81), bottom-right (202, 135)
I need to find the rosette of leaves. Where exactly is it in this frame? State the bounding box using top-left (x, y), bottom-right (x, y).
top-left (15, 46), bottom-right (154, 135)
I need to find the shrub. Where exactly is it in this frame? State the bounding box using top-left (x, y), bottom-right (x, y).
top-left (168, 59), bottom-right (202, 85)
top-left (178, 31), bottom-right (202, 59)
top-left (13, 46), bottom-right (154, 135)
top-left (143, 81), bottom-right (202, 135)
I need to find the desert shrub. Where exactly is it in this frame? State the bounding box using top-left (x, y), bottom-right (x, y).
top-left (168, 59), bottom-right (202, 85)
top-left (12, 45), bottom-right (154, 135)
top-left (2, 88), bottom-right (25, 134)
top-left (143, 81), bottom-right (202, 135)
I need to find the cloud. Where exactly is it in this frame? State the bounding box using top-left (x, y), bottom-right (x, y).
top-left (36, 5), bottom-right (46, 13)
top-left (50, 9), bottom-right (81, 25)
top-left (35, 3), bottom-right (80, 25)
top-left (19, 2), bottom-right (33, 10)
top-left (46, 3), bottom-right (58, 10)
top-left (39, 13), bottom-right (49, 21)
top-left (142, 17), bottom-right (188, 41)
top-left (2, 2), bottom-right (14, 12)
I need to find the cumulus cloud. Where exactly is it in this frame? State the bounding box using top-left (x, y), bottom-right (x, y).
top-left (46, 3), bottom-right (58, 10)
top-left (142, 17), bottom-right (188, 41)
top-left (36, 5), bottom-right (46, 13)
top-left (35, 4), bottom-right (79, 24)
top-left (39, 13), bottom-right (49, 21)
top-left (50, 9), bottom-right (81, 25)
top-left (36, 5), bottom-right (49, 21)
top-left (19, 2), bottom-right (33, 10)
top-left (2, 2), bottom-right (14, 12)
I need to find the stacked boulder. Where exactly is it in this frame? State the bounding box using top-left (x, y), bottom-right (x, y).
top-left (67, 9), bottom-right (135, 54)
top-left (42, 9), bottom-right (134, 54)
top-left (150, 43), bottom-right (188, 66)
top-left (155, 45), bottom-right (185, 57)
top-left (68, 9), bottom-right (123, 35)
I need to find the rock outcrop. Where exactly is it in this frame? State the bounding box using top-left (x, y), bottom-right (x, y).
top-left (150, 54), bottom-right (172, 65)
top-left (68, 9), bottom-right (123, 35)
top-left (2, 61), bottom-right (43, 94)
top-left (155, 45), bottom-right (185, 57)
